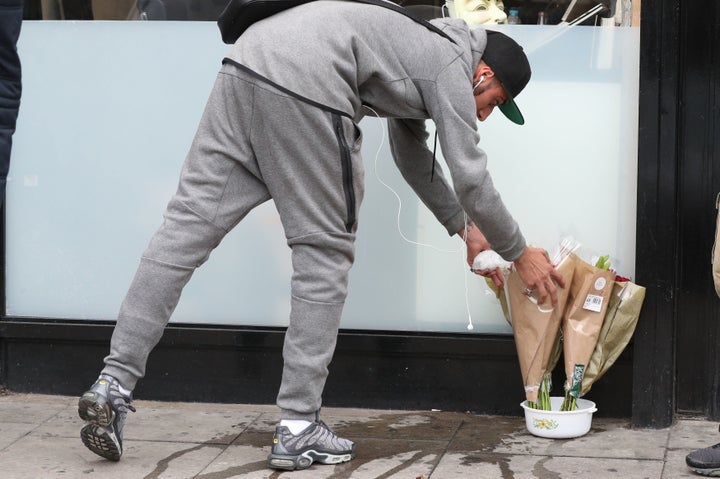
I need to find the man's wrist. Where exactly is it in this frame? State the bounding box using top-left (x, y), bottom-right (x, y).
top-left (457, 220), bottom-right (477, 240)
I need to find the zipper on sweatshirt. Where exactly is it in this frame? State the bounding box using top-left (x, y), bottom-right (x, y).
top-left (332, 113), bottom-right (356, 233)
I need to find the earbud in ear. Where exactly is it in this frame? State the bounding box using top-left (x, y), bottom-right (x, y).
top-left (473, 75), bottom-right (486, 91)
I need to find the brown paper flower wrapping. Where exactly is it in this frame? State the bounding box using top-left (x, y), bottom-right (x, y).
top-left (505, 255), bottom-right (576, 403)
top-left (562, 256), bottom-right (615, 392)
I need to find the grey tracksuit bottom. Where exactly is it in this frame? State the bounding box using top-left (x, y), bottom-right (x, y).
top-left (102, 63), bottom-right (364, 421)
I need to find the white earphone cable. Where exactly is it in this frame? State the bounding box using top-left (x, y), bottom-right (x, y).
top-left (363, 105), bottom-right (475, 331)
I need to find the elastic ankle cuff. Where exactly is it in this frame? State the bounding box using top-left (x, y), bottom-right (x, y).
top-left (279, 409), bottom-right (318, 422)
top-left (100, 367), bottom-right (137, 392)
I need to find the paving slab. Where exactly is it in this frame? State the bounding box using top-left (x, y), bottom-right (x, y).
top-left (125, 401), bottom-right (262, 444)
top-left (0, 431), bottom-right (223, 479)
top-left (202, 438), bottom-right (443, 478)
top-left (0, 393), bottom-right (717, 478)
top-left (663, 447), bottom-right (704, 479)
top-left (324, 410), bottom-right (466, 441)
top-left (432, 452), bottom-right (665, 478)
top-left (0, 421), bottom-right (37, 450)
top-left (449, 414), bottom-right (669, 460)
top-left (0, 393), bottom-right (74, 424)
top-left (669, 418), bottom-right (720, 449)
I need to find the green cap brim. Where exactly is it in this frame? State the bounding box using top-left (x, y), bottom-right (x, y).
top-left (499, 98), bottom-right (525, 125)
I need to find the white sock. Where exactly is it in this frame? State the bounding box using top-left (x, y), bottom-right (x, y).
top-left (280, 419), bottom-right (312, 435)
top-left (115, 382), bottom-right (132, 397)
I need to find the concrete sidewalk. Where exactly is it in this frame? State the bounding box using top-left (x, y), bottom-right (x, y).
top-left (0, 391), bottom-right (715, 478)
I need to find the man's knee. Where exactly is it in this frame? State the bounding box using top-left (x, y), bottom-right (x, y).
top-left (144, 198), bottom-right (227, 267)
top-left (288, 232), bottom-right (355, 303)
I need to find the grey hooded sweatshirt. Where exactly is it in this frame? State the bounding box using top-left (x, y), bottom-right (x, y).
top-left (225, 0), bottom-right (526, 261)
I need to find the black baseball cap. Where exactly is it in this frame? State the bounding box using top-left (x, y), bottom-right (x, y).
top-left (481, 30), bottom-right (531, 125)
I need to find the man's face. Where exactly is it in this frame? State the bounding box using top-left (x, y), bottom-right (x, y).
top-left (473, 78), bottom-right (509, 122)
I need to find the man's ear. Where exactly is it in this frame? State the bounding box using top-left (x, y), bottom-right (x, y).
top-left (474, 62), bottom-right (495, 83)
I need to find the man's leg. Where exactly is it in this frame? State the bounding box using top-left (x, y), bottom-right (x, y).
top-left (243, 83), bottom-right (364, 469)
top-left (0, 0), bottom-right (23, 204)
top-left (267, 233), bottom-right (358, 470)
top-left (79, 69), bottom-right (270, 461)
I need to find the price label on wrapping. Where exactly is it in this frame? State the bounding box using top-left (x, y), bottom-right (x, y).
top-left (583, 294), bottom-right (604, 312)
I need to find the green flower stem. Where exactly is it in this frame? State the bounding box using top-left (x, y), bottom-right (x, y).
top-left (538, 372), bottom-right (552, 410)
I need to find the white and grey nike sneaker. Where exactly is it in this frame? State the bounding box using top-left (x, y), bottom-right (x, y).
top-left (267, 419), bottom-right (355, 470)
top-left (78, 375), bottom-right (135, 461)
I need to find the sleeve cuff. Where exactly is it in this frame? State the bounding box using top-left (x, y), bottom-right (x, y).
top-left (443, 210), bottom-right (467, 237)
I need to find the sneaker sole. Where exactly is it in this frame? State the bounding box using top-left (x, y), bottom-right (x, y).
top-left (268, 449), bottom-right (355, 470)
top-left (78, 391), bottom-right (122, 461)
top-left (78, 392), bottom-right (114, 427)
top-left (688, 467), bottom-right (720, 477)
top-left (80, 423), bottom-right (122, 462)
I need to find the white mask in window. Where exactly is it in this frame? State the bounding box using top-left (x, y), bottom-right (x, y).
top-left (450, 0), bottom-right (507, 25)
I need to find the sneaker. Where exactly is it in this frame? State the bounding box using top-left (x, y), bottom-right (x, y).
top-left (267, 419), bottom-right (355, 470)
top-left (78, 375), bottom-right (135, 461)
top-left (687, 442), bottom-right (720, 476)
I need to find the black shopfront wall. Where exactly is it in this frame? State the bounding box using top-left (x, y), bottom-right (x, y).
top-left (1, 0), bottom-right (718, 427)
top-left (632, 0), bottom-right (720, 426)
top-left (671, 1), bottom-right (720, 419)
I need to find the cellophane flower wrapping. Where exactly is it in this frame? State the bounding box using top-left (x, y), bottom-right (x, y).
top-left (580, 279), bottom-right (646, 395)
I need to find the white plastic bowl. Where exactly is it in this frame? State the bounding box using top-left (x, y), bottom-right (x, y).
top-left (520, 396), bottom-right (598, 439)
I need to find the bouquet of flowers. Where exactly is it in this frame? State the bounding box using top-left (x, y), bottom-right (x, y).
top-left (485, 238), bottom-right (646, 411)
top-left (502, 238), bottom-right (578, 409)
top-left (558, 254), bottom-right (615, 410)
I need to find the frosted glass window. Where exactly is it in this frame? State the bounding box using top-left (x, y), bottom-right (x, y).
top-left (6, 22), bottom-right (639, 334)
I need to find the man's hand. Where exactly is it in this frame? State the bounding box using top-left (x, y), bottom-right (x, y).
top-left (513, 246), bottom-right (566, 306)
top-left (458, 221), bottom-right (504, 288)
